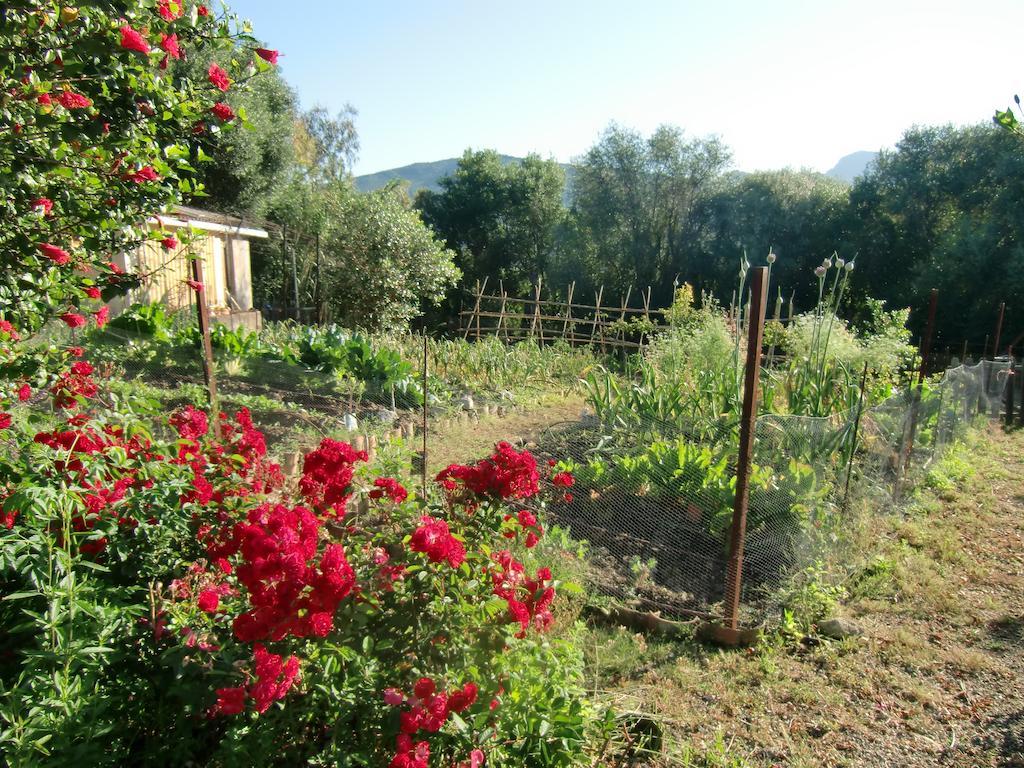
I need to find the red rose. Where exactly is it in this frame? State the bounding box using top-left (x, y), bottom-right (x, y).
top-left (255, 48), bottom-right (279, 64)
top-left (57, 90), bottom-right (91, 109)
top-left (37, 93), bottom-right (52, 105)
top-left (30, 197), bottom-right (53, 216)
top-left (38, 243), bottom-right (70, 265)
top-left (93, 306), bottom-right (109, 328)
top-left (0, 320), bottom-right (19, 340)
top-left (71, 361), bottom-right (93, 376)
top-left (186, 279), bottom-right (203, 292)
top-left (60, 312), bottom-right (86, 328)
top-left (197, 4), bottom-right (209, 16)
top-left (212, 687), bottom-right (246, 716)
top-left (84, 286), bottom-right (101, 299)
top-left (161, 236), bottom-right (179, 250)
top-left (125, 165), bottom-right (160, 184)
top-left (17, 384), bottom-right (31, 402)
top-left (207, 63), bottom-right (231, 92)
top-left (211, 102), bottom-right (235, 121)
top-left (0, 413), bottom-right (11, 431)
top-left (159, 33), bottom-right (181, 60)
top-left (119, 25), bottom-right (151, 54)
top-left (197, 589), bottom-right (219, 613)
top-left (157, 0), bottom-right (183, 21)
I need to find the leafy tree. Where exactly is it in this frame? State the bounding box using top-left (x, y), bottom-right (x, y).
top-left (320, 184), bottom-right (460, 331)
top-left (297, 104), bottom-right (360, 184)
top-left (415, 149), bottom-right (566, 295)
top-left (847, 123), bottom-right (1024, 346)
top-left (567, 123), bottom-right (731, 302)
top-left (691, 169), bottom-right (851, 302)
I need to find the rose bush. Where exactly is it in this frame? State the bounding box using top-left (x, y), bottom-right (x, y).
top-left (1, 3), bottom-right (595, 765)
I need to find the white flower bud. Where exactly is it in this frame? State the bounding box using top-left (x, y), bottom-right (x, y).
top-left (845, 261), bottom-right (855, 272)
top-left (766, 251), bottom-right (777, 264)
top-left (814, 266), bottom-right (827, 278)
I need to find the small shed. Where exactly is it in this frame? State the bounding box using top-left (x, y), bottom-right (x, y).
top-left (110, 205), bottom-right (268, 330)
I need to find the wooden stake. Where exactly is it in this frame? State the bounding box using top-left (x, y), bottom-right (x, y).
top-left (191, 256), bottom-right (221, 439)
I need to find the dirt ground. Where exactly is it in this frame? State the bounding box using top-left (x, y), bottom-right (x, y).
top-left (587, 425), bottom-right (1024, 767)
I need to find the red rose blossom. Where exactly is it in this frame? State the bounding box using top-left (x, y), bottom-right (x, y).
top-left (255, 48), bottom-right (279, 64)
top-left (208, 63), bottom-right (231, 92)
top-left (197, 589), bottom-right (219, 613)
top-left (60, 312), bottom-right (86, 328)
top-left (161, 235), bottom-right (179, 250)
top-left (38, 243), bottom-right (70, 265)
top-left (84, 286), bottom-right (101, 299)
top-left (17, 384), bottom-right (31, 402)
top-left (125, 165), bottom-right (160, 184)
top-left (197, 4), bottom-right (209, 16)
top-left (157, 0), bottom-right (183, 21)
top-left (0, 413), bottom-right (11, 430)
top-left (211, 102), bottom-right (235, 121)
top-left (159, 32), bottom-right (181, 60)
top-left (119, 25), bottom-right (151, 54)
top-left (93, 306), bottom-right (109, 327)
top-left (57, 90), bottom-right (91, 109)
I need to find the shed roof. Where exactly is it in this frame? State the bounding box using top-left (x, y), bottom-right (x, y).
top-left (148, 206), bottom-right (269, 239)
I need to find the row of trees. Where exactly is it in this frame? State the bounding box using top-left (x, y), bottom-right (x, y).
top-left (191, 39), bottom-right (1022, 345)
top-left (411, 122), bottom-right (1023, 347)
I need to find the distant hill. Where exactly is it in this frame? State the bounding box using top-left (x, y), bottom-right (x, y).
top-left (825, 151), bottom-right (879, 183)
top-left (356, 150), bottom-right (878, 198)
top-left (355, 155), bottom-right (522, 197)
top-left (355, 155), bottom-right (574, 202)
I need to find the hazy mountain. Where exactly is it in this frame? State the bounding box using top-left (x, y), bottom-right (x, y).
top-left (825, 151), bottom-right (878, 183)
top-left (355, 155), bottom-right (520, 197)
top-left (356, 151), bottom-right (877, 199)
top-left (355, 155), bottom-right (574, 201)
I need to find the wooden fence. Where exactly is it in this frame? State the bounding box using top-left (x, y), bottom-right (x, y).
top-left (459, 277), bottom-right (667, 350)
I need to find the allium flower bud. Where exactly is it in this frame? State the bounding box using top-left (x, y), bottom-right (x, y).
top-left (845, 260), bottom-right (855, 272)
top-left (814, 266), bottom-right (827, 278)
top-left (823, 257), bottom-right (833, 269)
top-left (835, 257), bottom-right (845, 268)
top-left (766, 250), bottom-right (777, 264)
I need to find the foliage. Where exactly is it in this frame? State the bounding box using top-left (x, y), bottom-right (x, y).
top-left (564, 123), bottom-right (731, 299)
top-left (416, 149), bottom-right (566, 299)
top-left (318, 184), bottom-right (461, 332)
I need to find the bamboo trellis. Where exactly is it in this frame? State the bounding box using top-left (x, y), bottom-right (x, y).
top-left (459, 280), bottom-right (665, 350)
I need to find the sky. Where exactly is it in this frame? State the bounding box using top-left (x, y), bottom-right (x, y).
top-left (229, 0), bottom-right (1024, 177)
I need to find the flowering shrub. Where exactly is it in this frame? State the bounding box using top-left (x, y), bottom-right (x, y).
top-left (0, 358), bottom-right (590, 764)
top-left (1, 4), bottom-right (595, 765)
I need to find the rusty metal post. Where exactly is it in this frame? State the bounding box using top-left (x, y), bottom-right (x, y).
top-left (191, 256), bottom-right (221, 439)
top-left (900, 289), bottom-right (938, 487)
top-left (723, 266), bottom-right (769, 630)
top-left (993, 302), bottom-right (1005, 359)
top-left (421, 333), bottom-right (429, 498)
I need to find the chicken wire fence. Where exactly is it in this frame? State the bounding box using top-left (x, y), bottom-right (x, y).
top-left (534, 358), bottom-right (1014, 622)
top-left (89, 328), bottom-right (1016, 622)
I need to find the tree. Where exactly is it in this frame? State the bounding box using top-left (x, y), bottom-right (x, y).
top-left (691, 169), bottom-right (851, 302)
top-left (297, 104), bottom-right (360, 184)
top-left (415, 149), bottom-right (565, 296)
top-left (567, 123), bottom-right (731, 301)
top-left (320, 184), bottom-right (460, 331)
top-left (847, 123), bottom-right (1024, 345)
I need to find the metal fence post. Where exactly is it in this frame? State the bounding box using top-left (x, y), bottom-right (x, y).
top-left (1005, 356), bottom-right (1015, 427)
top-left (190, 256), bottom-right (221, 439)
top-left (722, 266), bottom-right (769, 631)
top-left (993, 302), bottom-right (1006, 359)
